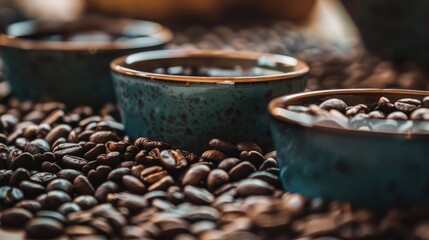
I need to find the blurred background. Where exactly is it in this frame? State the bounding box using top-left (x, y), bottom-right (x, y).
top-left (1, 0), bottom-right (429, 91)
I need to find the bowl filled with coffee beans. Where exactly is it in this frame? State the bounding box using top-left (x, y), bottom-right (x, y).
top-left (110, 49), bottom-right (309, 152)
top-left (269, 89), bottom-right (429, 208)
top-left (0, 17), bottom-right (172, 107)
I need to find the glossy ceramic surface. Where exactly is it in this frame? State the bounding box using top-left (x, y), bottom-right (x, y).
top-left (111, 50), bottom-right (309, 152)
top-left (0, 17), bottom-right (172, 107)
top-left (269, 89), bottom-right (429, 208)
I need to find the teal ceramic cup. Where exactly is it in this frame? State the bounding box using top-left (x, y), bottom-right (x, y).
top-left (0, 17), bottom-right (172, 107)
top-left (269, 89), bottom-right (429, 208)
top-left (111, 50), bottom-right (309, 152)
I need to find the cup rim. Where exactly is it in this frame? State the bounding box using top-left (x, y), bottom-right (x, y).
top-left (110, 49), bottom-right (309, 84)
top-left (0, 17), bottom-right (173, 52)
top-left (268, 88), bottom-right (429, 139)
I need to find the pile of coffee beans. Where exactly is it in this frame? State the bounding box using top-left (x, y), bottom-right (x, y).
top-left (286, 96), bottom-right (429, 133)
top-left (170, 22), bottom-right (429, 91)
top-left (0, 97), bottom-right (428, 239)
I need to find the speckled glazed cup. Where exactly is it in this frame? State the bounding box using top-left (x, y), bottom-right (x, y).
top-left (111, 50), bottom-right (309, 152)
top-left (0, 17), bottom-right (172, 107)
top-left (269, 89), bottom-right (429, 208)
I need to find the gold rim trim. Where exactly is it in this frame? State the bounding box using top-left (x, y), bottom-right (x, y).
top-left (110, 49), bottom-right (309, 83)
top-left (0, 19), bottom-right (173, 52)
top-left (268, 88), bottom-right (429, 138)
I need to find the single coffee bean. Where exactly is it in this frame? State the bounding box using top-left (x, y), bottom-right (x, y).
top-left (240, 151), bottom-right (265, 168)
top-left (106, 141), bottom-right (130, 153)
top-left (31, 172), bottom-right (57, 185)
top-left (36, 190), bottom-right (72, 210)
top-left (140, 166), bottom-right (167, 184)
top-left (84, 143), bottom-right (106, 160)
top-left (160, 150), bottom-right (187, 170)
top-left (376, 97), bottom-right (395, 112)
top-left (0, 169), bottom-right (12, 185)
top-left (9, 168), bottom-right (31, 186)
top-left (46, 179), bottom-right (74, 196)
top-left (259, 158), bottom-right (278, 171)
top-left (97, 151), bottom-right (122, 166)
top-left (207, 169), bottom-right (229, 191)
top-left (74, 175), bottom-right (95, 195)
top-left (19, 180), bottom-right (46, 196)
top-left (134, 137), bottom-right (171, 151)
top-left (107, 167), bottom-right (131, 181)
top-left (10, 152), bottom-right (35, 170)
top-left (34, 152), bottom-right (55, 167)
top-left (182, 164), bottom-right (211, 186)
top-left (24, 139), bottom-right (51, 155)
top-left (130, 165), bottom-right (145, 178)
top-left (237, 179), bottom-right (274, 197)
top-left (319, 98), bottom-right (348, 112)
top-left (394, 98), bottom-right (421, 112)
top-left (229, 161), bottom-right (257, 181)
top-left (218, 158), bottom-right (240, 172)
top-left (82, 160), bottom-right (98, 174)
top-left (41, 109), bottom-right (64, 125)
top-left (122, 175), bottom-right (146, 194)
top-left (95, 181), bottom-right (120, 202)
top-left (184, 206), bottom-right (220, 222)
top-left (54, 143), bottom-right (83, 160)
top-left (0, 186), bottom-right (24, 207)
top-left (184, 185), bottom-right (214, 205)
top-left (35, 210), bottom-right (66, 223)
top-left (1, 207), bottom-right (33, 227)
top-left (89, 131), bottom-right (120, 143)
top-left (386, 111), bottom-right (408, 120)
top-left (62, 155), bottom-right (88, 171)
top-left (411, 108), bottom-right (429, 120)
top-left (108, 192), bottom-right (148, 212)
top-left (201, 150), bottom-right (227, 164)
top-left (41, 161), bottom-right (62, 173)
top-left (66, 225), bottom-right (97, 237)
top-left (208, 139), bottom-right (237, 153)
top-left (249, 171), bottom-right (279, 187)
top-left (58, 202), bottom-right (82, 216)
top-left (45, 124), bottom-right (72, 145)
top-left (88, 165), bottom-right (112, 187)
top-left (25, 217), bottom-right (63, 239)
top-left (368, 110), bottom-right (385, 119)
top-left (74, 195), bottom-right (98, 210)
top-left (56, 169), bottom-right (83, 182)
top-left (15, 200), bottom-right (42, 213)
top-left (422, 96), bottom-right (429, 108)
top-left (148, 175), bottom-right (174, 191)
top-left (264, 151), bottom-right (277, 160)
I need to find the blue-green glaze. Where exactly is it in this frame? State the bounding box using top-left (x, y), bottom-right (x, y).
top-left (269, 89), bottom-right (429, 208)
top-left (111, 51), bottom-right (308, 152)
top-left (0, 47), bottom-right (164, 107)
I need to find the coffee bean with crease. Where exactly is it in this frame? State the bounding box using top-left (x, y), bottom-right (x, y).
top-left (95, 181), bottom-right (120, 202)
top-left (184, 185), bottom-right (214, 205)
top-left (41, 161), bottom-right (61, 173)
top-left (140, 166), bottom-right (167, 185)
top-left (96, 151), bottom-right (122, 166)
top-left (107, 167), bottom-right (131, 182)
top-left (89, 131), bottom-right (120, 144)
top-left (19, 180), bottom-right (45, 196)
top-left (122, 175), bottom-right (146, 194)
top-left (88, 165), bottom-right (112, 187)
top-left (74, 175), bottom-right (95, 195)
top-left (395, 98), bottom-right (421, 112)
top-left (201, 150), bottom-right (227, 164)
top-left (53, 143), bottom-right (83, 160)
top-left (36, 190), bottom-right (72, 210)
top-left (46, 179), bottom-right (74, 196)
top-left (10, 152), bottom-right (34, 170)
top-left (134, 137), bottom-right (171, 151)
top-left (207, 169), bottom-right (229, 191)
top-left (0, 169), bottom-right (12, 185)
top-left (182, 164), bottom-right (210, 186)
top-left (0, 207), bottom-right (33, 227)
top-left (9, 168), bottom-right (30, 186)
top-left (236, 142), bottom-right (263, 154)
top-left (84, 143), bottom-right (106, 160)
top-left (240, 151), bottom-right (265, 168)
top-left (148, 175), bottom-right (174, 191)
top-left (45, 124), bottom-right (72, 145)
top-left (160, 149), bottom-right (187, 170)
top-left (62, 155), bottom-right (88, 171)
top-left (56, 169), bottom-right (83, 182)
top-left (229, 161), bottom-right (257, 181)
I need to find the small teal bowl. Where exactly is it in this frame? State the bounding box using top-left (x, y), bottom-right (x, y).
top-left (111, 50), bottom-right (309, 152)
top-left (0, 17), bottom-right (172, 107)
top-left (269, 89), bottom-right (429, 208)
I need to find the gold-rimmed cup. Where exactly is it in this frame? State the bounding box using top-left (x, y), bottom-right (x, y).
top-left (0, 16), bottom-right (172, 107)
top-left (269, 88), bottom-right (429, 208)
top-left (111, 49), bottom-right (309, 152)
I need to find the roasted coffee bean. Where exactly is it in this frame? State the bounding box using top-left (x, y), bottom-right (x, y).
top-left (25, 218), bottom-right (63, 239)
top-left (82, 160), bottom-right (98, 174)
top-left (249, 171), bottom-right (279, 187)
top-left (387, 111), bottom-right (408, 120)
top-left (88, 165), bottom-right (112, 187)
top-left (74, 195), bottom-right (98, 210)
top-left (107, 167), bottom-right (131, 181)
top-left (9, 168), bottom-right (30, 186)
top-left (58, 202), bottom-right (81, 216)
top-left (73, 175), bottom-right (95, 195)
top-left (56, 169), bottom-right (83, 182)
top-left (36, 190), bottom-right (72, 210)
top-left (1, 207), bottom-right (33, 227)
top-left (184, 185), bottom-right (214, 205)
top-left (319, 98), bottom-right (348, 112)
top-left (31, 172), bottom-right (57, 185)
top-left (411, 108), bottom-right (429, 120)
top-left (140, 166), bottom-right (167, 184)
top-left (62, 155), bottom-right (88, 171)
top-left (395, 98), bottom-right (421, 112)
top-left (160, 149), bottom-right (187, 170)
top-left (34, 152), bottom-right (55, 167)
top-left (237, 179), bottom-right (274, 197)
top-left (229, 161), bottom-right (257, 181)
top-left (46, 179), bottom-right (74, 196)
top-left (218, 158), bottom-right (240, 172)
top-left (0, 186), bottom-right (24, 207)
top-left (95, 181), bottom-right (120, 202)
top-left (10, 152), bottom-right (34, 170)
top-left (0, 169), bottom-right (12, 185)
top-left (89, 131), bottom-right (120, 143)
top-left (66, 225), bottom-right (97, 237)
top-left (240, 151), bottom-right (265, 168)
top-left (15, 200), bottom-right (42, 213)
top-left (106, 141), bottom-right (129, 153)
top-left (148, 175), bottom-right (174, 191)
top-left (207, 169), bottom-right (229, 191)
top-left (36, 210), bottom-right (66, 223)
top-left (182, 164), bottom-right (210, 186)
top-left (97, 151), bottom-right (122, 166)
top-left (19, 180), bottom-right (46, 196)
top-left (134, 137), bottom-right (171, 151)
top-left (122, 175), bottom-right (146, 194)
top-left (208, 139), bottom-right (237, 154)
top-left (201, 150), bottom-right (227, 164)
top-left (108, 192), bottom-right (148, 212)
top-left (259, 158), bottom-right (277, 171)
top-left (190, 221), bottom-right (217, 235)
top-left (54, 143), bottom-right (83, 160)
top-left (41, 161), bottom-right (62, 173)
top-left (45, 124), bottom-right (71, 145)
